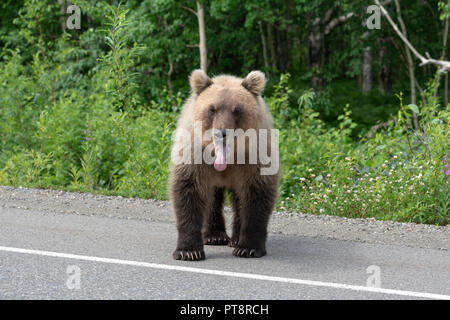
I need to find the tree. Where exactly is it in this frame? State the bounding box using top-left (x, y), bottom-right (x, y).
top-left (183, 1), bottom-right (208, 72)
top-left (376, 0), bottom-right (450, 72)
top-left (258, 21), bottom-right (269, 69)
top-left (393, 0), bottom-right (419, 129)
top-left (307, 5), bottom-right (354, 87)
top-left (375, 0), bottom-right (450, 111)
top-left (362, 46), bottom-right (373, 93)
top-left (377, 37), bottom-right (392, 95)
top-left (438, 0), bottom-right (449, 107)
top-left (197, 1), bottom-right (208, 72)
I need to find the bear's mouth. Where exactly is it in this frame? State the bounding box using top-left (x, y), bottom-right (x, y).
top-left (213, 133), bottom-right (227, 172)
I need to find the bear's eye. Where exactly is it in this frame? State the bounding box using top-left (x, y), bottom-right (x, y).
top-left (232, 107), bottom-right (241, 117)
top-left (208, 106), bottom-right (216, 116)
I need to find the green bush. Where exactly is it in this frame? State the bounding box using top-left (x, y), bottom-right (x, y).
top-left (273, 77), bottom-right (449, 225)
top-left (0, 4), bottom-right (448, 225)
top-left (0, 4), bottom-right (174, 199)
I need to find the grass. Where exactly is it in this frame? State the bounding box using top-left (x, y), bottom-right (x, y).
top-left (0, 5), bottom-right (448, 226)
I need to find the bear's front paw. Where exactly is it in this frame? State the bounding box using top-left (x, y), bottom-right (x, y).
top-left (173, 249), bottom-right (205, 261)
top-left (228, 237), bottom-right (239, 248)
top-left (232, 247), bottom-right (266, 258)
top-left (203, 231), bottom-right (230, 246)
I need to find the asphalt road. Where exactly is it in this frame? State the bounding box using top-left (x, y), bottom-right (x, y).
top-left (0, 202), bottom-right (449, 299)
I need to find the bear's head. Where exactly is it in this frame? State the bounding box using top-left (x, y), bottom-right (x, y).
top-left (189, 69), bottom-right (268, 171)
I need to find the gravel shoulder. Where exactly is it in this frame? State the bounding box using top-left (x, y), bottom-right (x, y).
top-left (0, 186), bottom-right (448, 251)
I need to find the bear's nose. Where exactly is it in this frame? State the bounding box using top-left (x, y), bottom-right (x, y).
top-left (214, 129), bottom-right (227, 140)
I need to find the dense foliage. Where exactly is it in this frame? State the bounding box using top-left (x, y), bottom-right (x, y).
top-left (0, 1), bottom-right (448, 224)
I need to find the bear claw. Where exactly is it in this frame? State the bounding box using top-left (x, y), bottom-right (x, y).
top-left (173, 249), bottom-right (205, 261)
top-left (228, 238), bottom-right (239, 248)
top-left (232, 247), bottom-right (266, 258)
top-left (203, 231), bottom-right (230, 246)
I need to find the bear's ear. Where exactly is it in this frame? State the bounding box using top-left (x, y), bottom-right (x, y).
top-left (242, 71), bottom-right (266, 96)
top-left (189, 69), bottom-right (212, 95)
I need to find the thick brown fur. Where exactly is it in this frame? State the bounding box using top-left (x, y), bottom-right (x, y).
top-left (170, 70), bottom-right (280, 261)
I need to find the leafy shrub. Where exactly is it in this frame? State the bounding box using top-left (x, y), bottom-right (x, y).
top-left (0, 4), bottom-right (174, 199)
top-left (0, 4), bottom-right (448, 225)
top-left (273, 77), bottom-right (449, 225)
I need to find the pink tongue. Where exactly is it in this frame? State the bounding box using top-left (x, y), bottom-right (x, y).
top-left (214, 142), bottom-right (227, 171)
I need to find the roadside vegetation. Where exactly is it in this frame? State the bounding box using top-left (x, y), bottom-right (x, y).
top-left (0, 1), bottom-right (448, 224)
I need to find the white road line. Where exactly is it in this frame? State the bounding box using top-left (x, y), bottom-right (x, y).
top-left (0, 245), bottom-right (449, 300)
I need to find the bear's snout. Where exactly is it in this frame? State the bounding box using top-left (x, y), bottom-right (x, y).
top-left (213, 128), bottom-right (227, 141)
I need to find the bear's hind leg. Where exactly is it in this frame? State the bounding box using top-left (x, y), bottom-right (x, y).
top-left (202, 187), bottom-right (230, 245)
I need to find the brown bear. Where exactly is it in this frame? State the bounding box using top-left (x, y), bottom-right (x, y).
top-left (169, 69), bottom-right (280, 261)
